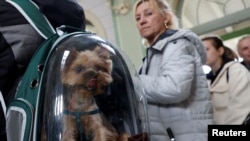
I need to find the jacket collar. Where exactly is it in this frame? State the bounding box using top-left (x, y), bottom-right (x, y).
top-left (149, 29), bottom-right (177, 51)
top-left (207, 59), bottom-right (232, 84)
top-left (209, 61), bottom-right (236, 89)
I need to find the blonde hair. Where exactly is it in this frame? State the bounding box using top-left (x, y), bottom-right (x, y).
top-left (133, 0), bottom-right (179, 29)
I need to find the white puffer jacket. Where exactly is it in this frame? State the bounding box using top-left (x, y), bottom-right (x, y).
top-left (139, 29), bottom-right (215, 141)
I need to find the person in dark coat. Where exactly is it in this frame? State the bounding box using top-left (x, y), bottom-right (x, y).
top-left (0, 0), bottom-right (85, 140)
top-left (0, 0), bottom-right (85, 103)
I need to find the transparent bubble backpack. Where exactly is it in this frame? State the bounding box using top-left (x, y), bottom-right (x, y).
top-left (6, 26), bottom-right (150, 141)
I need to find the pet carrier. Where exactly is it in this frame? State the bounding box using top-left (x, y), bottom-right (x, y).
top-left (35, 32), bottom-right (150, 141)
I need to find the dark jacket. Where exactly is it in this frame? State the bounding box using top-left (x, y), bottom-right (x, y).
top-left (241, 61), bottom-right (250, 72)
top-left (0, 1), bottom-right (85, 140)
top-left (0, 0), bottom-right (85, 29)
top-left (0, 0), bottom-right (85, 99)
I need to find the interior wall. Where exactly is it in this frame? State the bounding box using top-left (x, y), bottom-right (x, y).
top-left (78, 0), bottom-right (143, 69)
top-left (78, 0), bottom-right (117, 46)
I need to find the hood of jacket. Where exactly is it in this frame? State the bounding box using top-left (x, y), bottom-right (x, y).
top-left (151, 29), bottom-right (207, 64)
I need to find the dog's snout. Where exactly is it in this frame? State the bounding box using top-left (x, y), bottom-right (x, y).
top-left (84, 69), bottom-right (97, 78)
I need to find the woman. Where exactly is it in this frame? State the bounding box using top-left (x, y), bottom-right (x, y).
top-left (133, 0), bottom-right (214, 141)
top-left (202, 35), bottom-right (250, 124)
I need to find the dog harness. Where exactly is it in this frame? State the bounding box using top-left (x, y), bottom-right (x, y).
top-left (63, 109), bottom-right (100, 141)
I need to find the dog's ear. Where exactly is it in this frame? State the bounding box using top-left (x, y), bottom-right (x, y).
top-left (94, 46), bottom-right (111, 59)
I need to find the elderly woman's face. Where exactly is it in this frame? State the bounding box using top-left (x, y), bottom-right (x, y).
top-left (135, 2), bottom-right (166, 42)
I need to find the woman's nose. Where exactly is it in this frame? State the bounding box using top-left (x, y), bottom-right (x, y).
top-left (139, 16), bottom-right (146, 25)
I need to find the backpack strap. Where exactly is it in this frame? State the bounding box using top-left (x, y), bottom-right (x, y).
top-left (0, 91), bottom-right (6, 119)
top-left (226, 68), bottom-right (229, 83)
top-left (6, 0), bottom-right (56, 39)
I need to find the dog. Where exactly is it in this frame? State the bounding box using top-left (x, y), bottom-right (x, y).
top-left (61, 46), bottom-right (129, 141)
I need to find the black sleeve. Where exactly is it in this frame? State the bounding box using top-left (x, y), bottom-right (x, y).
top-left (0, 1), bottom-right (29, 26)
top-left (33, 0), bottom-right (85, 29)
top-left (0, 32), bottom-right (19, 100)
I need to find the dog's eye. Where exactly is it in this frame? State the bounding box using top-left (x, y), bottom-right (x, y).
top-left (75, 65), bottom-right (84, 73)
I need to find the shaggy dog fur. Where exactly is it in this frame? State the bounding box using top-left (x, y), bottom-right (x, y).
top-left (61, 46), bottom-right (129, 141)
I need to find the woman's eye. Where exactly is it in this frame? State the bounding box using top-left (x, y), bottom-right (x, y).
top-left (146, 12), bottom-right (152, 16)
top-left (136, 17), bottom-right (140, 21)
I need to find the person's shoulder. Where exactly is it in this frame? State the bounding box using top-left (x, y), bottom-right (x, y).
top-left (227, 61), bottom-right (249, 74)
top-left (228, 61), bottom-right (245, 68)
top-left (167, 29), bottom-right (193, 44)
top-left (172, 29), bottom-right (202, 45)
top-left (176, 29), bottom-right (198, 38)
top-left (163, 36), bottom-right (191, 50)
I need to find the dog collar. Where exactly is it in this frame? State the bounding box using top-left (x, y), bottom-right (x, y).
top-left (63, 108), bottom-right (100, 116)
top-left (63, 108), bottom-right (100, 141)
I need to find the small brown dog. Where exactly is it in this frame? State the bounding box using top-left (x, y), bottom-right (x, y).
top-left (61, 46), bottom-right (129, 141)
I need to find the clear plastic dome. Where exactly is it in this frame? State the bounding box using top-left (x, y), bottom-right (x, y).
top-left (35, 33), bottom-right (150, 141)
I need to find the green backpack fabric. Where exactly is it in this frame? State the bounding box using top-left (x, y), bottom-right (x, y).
top-left (5, 0), bottom-right (86, 141)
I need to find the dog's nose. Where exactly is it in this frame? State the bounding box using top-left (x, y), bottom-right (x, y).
top-left (85, 70), bottom-right (97, 78)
